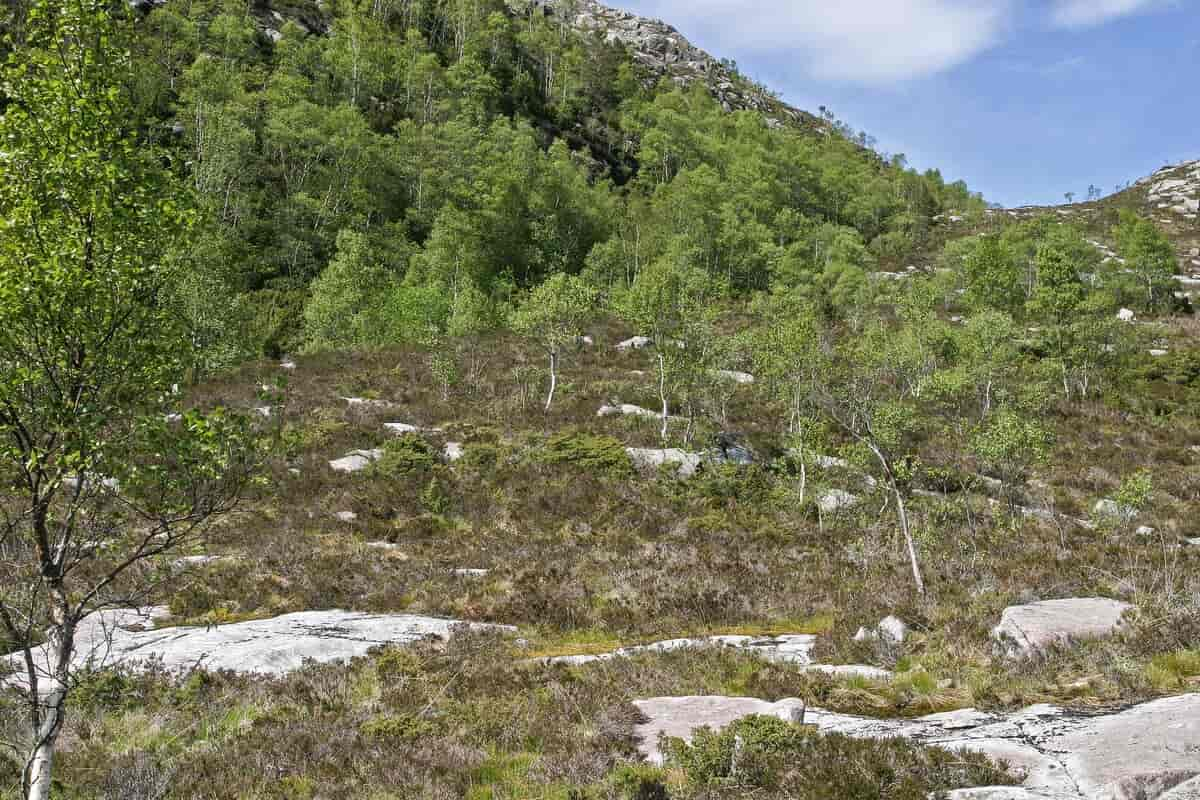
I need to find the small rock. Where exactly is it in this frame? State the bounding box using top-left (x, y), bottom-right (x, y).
top-left (443, 442), bottom-right (464, 462)
top-left (715, 370), bottom-right (755, 384)
top-left (854, 615), bottom-right (908, 644)
top-left (253, 406), bottom-right (272, 418)
top-left (1117, 308), bottom-right (1136, 322)
top-left (597, 403), bottom-right (660, 419)
top-left (1094, 499), bottom-right (1136, 520)
top-left (451, 568), bottom-right (489, 578)
top-left (879, 615), bottom-right (909, 643)
top-left (1149, 349), bottom-right (1169, 357)
top-left (365, 542), bottom-right (407, 556)
top-left (342, 397), bottom-right (399, 410)
top-left (616, 336), bottom-right (653, 351)
top-left (1135, 525), bottom-right (1156, 536)
top-left (809, 453), bottom-right (849, 469)
top-left (329, 449), bottom-right (383, 474)
top-left (171, 555), bottom-right (224, 570)
top-left (334, 511), bottom-right (358, 523)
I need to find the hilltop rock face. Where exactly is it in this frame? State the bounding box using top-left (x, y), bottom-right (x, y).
top-left (1138, 160), bottom-right (1200, 221)
top-left (528, 0), bottom-right (822, 130)
top-left (632, 693), bottom-right (1200, 799)
top-left (5, 609), bottom-right (512, 689)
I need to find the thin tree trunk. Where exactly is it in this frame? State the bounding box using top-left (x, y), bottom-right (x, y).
top-left (24, 677), bottom-right (65, 800)
top-left (867, 444), bottom-right (927, 596)
top-left (894, 486), bottom-right (926, 597)
top-left (23, 598), bottom-right (73, 800)
top-left (544, 351), bottom-right (557, 412)
top-left (658, 353), bottom-right (668, 441)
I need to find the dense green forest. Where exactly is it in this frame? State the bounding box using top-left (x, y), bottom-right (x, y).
top-left (37, 0), bottom-right (988, 367)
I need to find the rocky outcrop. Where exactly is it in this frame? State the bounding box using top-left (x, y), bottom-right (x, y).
top-left (1138, 161), bottom-right (1200, 221)
top-left (539, 633), bottom-right (891, 679)
top-left (528, 1), bottom-right (823, 131)
top-left (5, 609), bottom-right (512, 690)
top-left (991, 598), bottom-right (1132, 658)
top-left (632, 693), bottom-right (1200, 799)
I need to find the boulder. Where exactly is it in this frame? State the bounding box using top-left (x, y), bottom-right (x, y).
top-left (632, 694), bottom-right (1200, 798)
top-left (991, 598), bottom-right (1132, 658)
top-left (810, 453), bottom-right (850, 469)
top-left (385, 422), bottom-right (444, 436)
top-left (715, 370), bottom-right (755, 384)
top-left (597, 403), bottom-right (660, 419)
top-left (329, 449), bottom-right (383, 473)
top-left (1093, 499), bottom-right (1136, 521)
top-left (711, 433), bottom-right (756, 465)
top-left (818, 489), bottom-right (859, 514)
top-left (616, 336), bottom-right (653, 351)
top-left (855, 615), bottom-right (909, 644)
top-left (942, 789), bottom-right (1062, 799)
top-left (171, 555), bottom-right (227, 570)
top-left (342, 397), bottom-right (399, 410)
top-left (626, 448), bottom-right (702, 478)
top-left (5, 609), bottom-right (512, 689)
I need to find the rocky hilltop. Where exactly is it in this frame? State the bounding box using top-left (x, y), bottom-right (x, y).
top-left (526, 0), bottom-right (825, 131)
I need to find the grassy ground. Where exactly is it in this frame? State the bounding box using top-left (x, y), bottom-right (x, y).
top-left (3, 317), bottom-right (1200, 798)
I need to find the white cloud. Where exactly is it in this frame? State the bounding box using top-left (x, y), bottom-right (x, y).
top-left (627, 0), bottom-right (1013, 84)
top-left (1049, 0), bottom-right (1166, 28)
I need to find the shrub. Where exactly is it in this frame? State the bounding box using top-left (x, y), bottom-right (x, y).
top-left (535, 430), bottom-right (633, 477)
top-left (608, 764), bottom-right (671, 800)
top-left (664, 714), bottom-right (1016, 798)
top-left (360, 713), bottom-right (436, 742)
top-left (375, 434), bottom-right (438, 477)
top-left (666, 714), bottom-right (808, 788)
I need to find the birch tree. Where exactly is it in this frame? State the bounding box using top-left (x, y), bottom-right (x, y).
top-left (0, 4), bottom-right (256, 797)
top-left (512, 273), bottom-right (597, 412)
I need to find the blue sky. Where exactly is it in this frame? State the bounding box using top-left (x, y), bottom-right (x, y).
top-left (615, 0), bottom-right (1200, 208)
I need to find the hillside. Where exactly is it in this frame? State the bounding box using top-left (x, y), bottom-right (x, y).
top-left (2, 3), bottom-right (1200, 800)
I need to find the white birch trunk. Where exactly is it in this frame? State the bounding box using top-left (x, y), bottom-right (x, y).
top-left (544, 351), bottom-right (557, 412)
